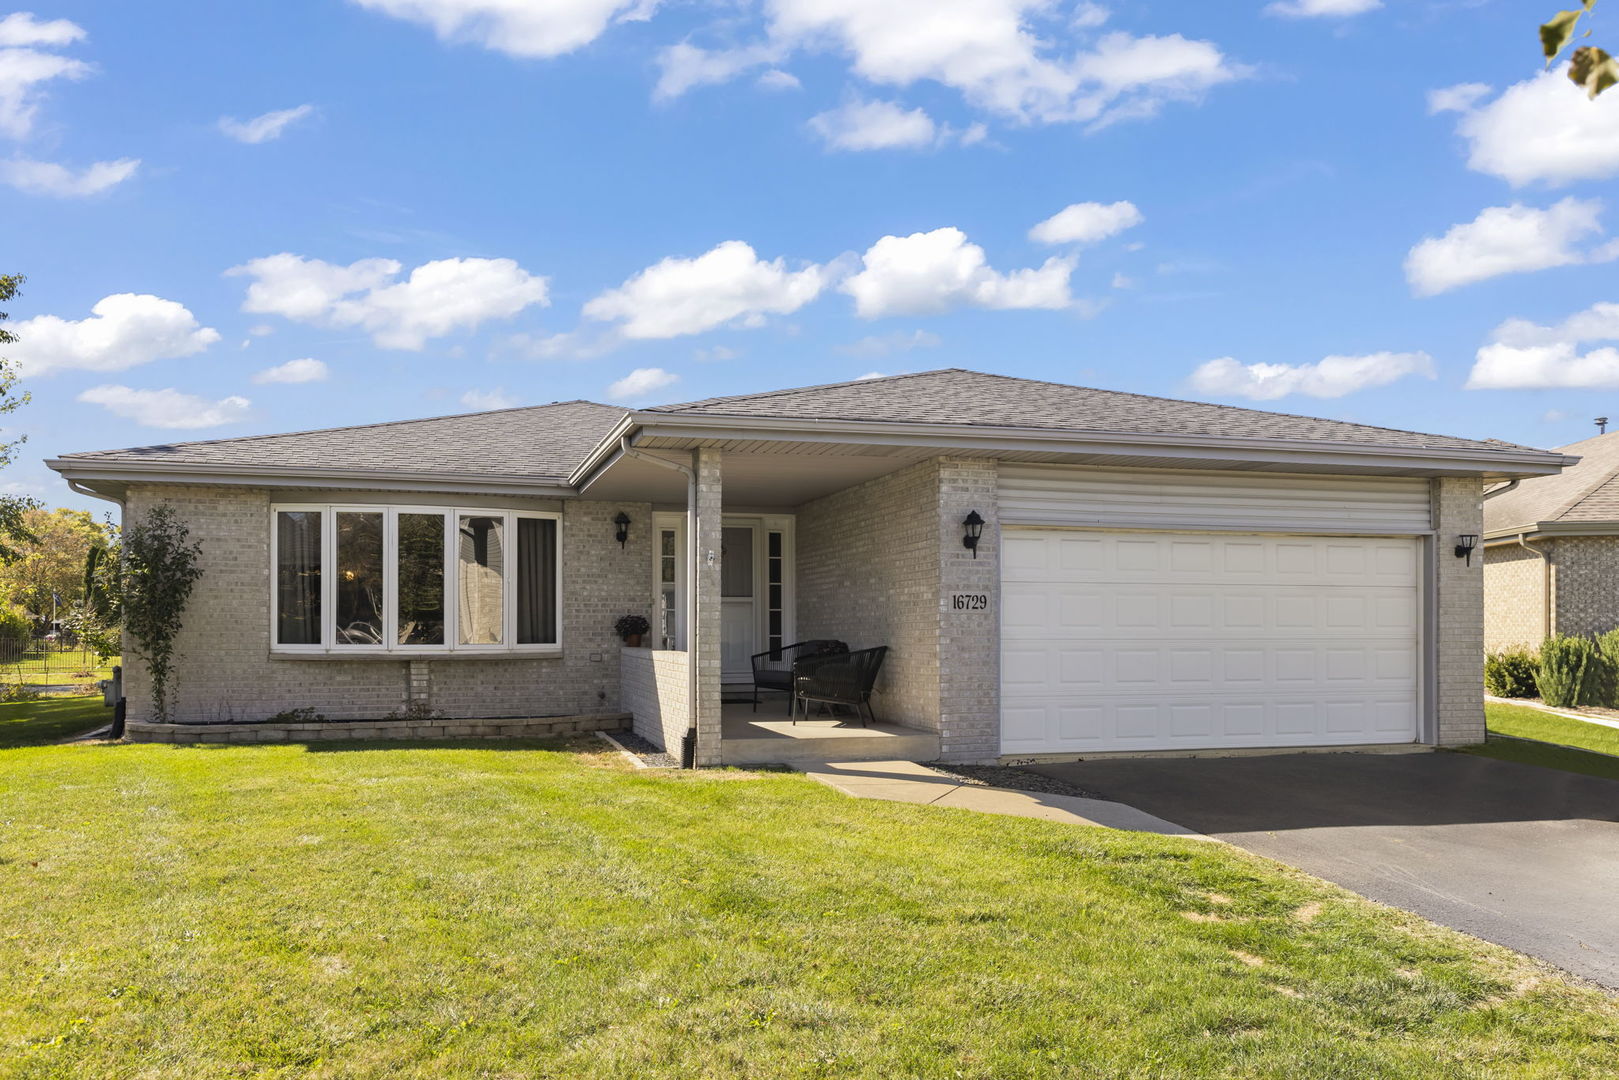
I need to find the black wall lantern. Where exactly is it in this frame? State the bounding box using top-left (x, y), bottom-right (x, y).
top-left (614, 511), bottom-right (631, 549)
top-left (962, 510), bottom-right (985, 558)
top-left (1454, 534), bottom-right (1478, 566)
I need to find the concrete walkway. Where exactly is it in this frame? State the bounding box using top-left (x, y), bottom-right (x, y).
top-left (798, 759), bottom-right (1201, 836)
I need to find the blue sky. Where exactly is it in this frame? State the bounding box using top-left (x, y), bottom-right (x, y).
top-left (4, 0), bottom-right (1619, 513)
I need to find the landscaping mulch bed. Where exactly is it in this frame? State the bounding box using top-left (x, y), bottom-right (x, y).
top-left (601, 729), bottom-right (681, 768)
top-left (924, 762), bottom-right (1110, 801)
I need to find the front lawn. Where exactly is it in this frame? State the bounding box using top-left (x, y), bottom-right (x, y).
top-left (2, 737), bottom-right (1617, 1078)
top-left (1473, 703), bottom-right (1619, 782)
top-left (0, 693), bottom-right (110, 749)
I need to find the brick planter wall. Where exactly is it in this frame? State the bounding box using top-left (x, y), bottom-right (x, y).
top-left (126, 711), bottom-right (630, 744)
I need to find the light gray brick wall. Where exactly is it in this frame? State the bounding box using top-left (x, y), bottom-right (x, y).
top-left (1483, 541), bottom-right (1549, 652)
top-left (621, 647), bottom-right (690, 753)
top-left (935, 458), bottom-right (999, 762)
top-left (693, 449), bottom-right (724, 766)
top-left (1434, 477), bottom-right (1485, 747)
top-left (796, 459), bottom-right (942, 731)
top-left (1539, 535), bottom-right (1619, 639)
top-left (120, 484), bottom-right (653, 725)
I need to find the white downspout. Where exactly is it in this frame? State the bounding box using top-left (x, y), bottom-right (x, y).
top-left (619, 437), bottom-right (700, 766)
top-left (1516, 532), bottom-right (1551, 640)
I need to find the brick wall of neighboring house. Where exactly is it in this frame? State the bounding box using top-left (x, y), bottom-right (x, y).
top-left (1542, 535), bottom-right (1619, 639)
top-left (796, 458), bottom-right (944, 733)
top-left (1434, 477), bottom-right (1486, 747)
top-left (1483, 541), bottom-right (1550, 652)
top-left (621, 647), bottom-right (690, 753)
top-left (119, 484), bottom-right (653, 725)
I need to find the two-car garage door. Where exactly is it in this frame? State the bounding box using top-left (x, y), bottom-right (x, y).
top-left (1000, 529), bottom-right (1421, 754)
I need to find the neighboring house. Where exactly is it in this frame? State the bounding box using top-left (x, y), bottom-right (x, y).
top-left (1483, 430), bottom-right (1619, 652)
top-left (49, 369), bottom-right (1569, 765)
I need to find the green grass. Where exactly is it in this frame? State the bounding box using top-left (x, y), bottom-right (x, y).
top-left (2, 737), bottom-right (1617, 1078)
top-left (0, 693), bottom-right (110, 748)
top-left (0, 653), bottom-right (120, 685)
top-left (1471, 702), bottom-right (1619, 781)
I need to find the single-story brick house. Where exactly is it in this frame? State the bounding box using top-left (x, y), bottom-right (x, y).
top-left (49, 369), bottom-right (1569, 764)
top-left (1483, 429), bottom-right (1619, 651)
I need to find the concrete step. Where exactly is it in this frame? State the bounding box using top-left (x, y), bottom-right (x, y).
top-left (722, 730), bottom-right (941, 766)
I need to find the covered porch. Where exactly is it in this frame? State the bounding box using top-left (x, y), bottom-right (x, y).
top-left (719, 702), bottom-right (939, 765)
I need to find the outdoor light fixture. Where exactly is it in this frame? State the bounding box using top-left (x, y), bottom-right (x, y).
top-left (962, 510), bottom-right (985, 558)
top-left (614, 512), bottom-right (631, 549)
top-left (1454, 534), bottom-right (1478, 566)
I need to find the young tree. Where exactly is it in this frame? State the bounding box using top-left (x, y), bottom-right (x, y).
top-left (120, 505), bottom-right (203, 722)
top-left (1543, 2), bottom-right (1617, 98)
top-left (0, 274), bottom-right (39, 564)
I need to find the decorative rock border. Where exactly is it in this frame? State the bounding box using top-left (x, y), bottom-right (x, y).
top-left (125, 712), bottom-right (631, 744)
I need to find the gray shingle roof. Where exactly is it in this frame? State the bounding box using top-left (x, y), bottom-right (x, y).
top-left (58, 400), bottom-right (628, 483)
top-left (1485, 430), bottom-right (1619, 532)
top-left (651, 369), bottom-right (1544, 454)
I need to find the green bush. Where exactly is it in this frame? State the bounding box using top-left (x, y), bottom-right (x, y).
top-left (1583, 629), bottom-right (1619, 707)
top-left (1484, 649), bottom-right (1539, 698)
top-left (1539, 635), bottom-right (1597, 708)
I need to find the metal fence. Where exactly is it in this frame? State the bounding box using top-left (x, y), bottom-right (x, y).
top-left (0, 635), bottom-right (114, 683)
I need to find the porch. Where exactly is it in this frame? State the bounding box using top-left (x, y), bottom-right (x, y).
top-left (719, 701), bottom-right (939, 766)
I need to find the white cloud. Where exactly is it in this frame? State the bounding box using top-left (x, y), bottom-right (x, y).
top-left (228, 253), bottom-right (550, 349)
top-left (1189, 351), bottom-right (1434, 400)
top-left (842, 227), bottom-right (1074, 318)
top-left (809, 98), bottom-right (937, 151)
top-left (1467, 301), bottom-right (1619, 389)
top-left (1110, 271), bottom-right (1134, 289)
top-left (655, 41), bottom-right (781, 100)
top-left (1029, 200), bottom-right (1143, 245)
top-left (460, 387), bottom-right (517, 409)
top-left (1404, 198), bottom-right (1611, 296)
top-left (665, 4), bottom-right (1243, 132)
top-left (756, 69), bottom-right (800, 91)
top-left (1264, 0), bottom-right (1380, 18)
top-left (0, 13), bottom-right (86, 48)
top-left (218, 104), bottom-right (315, 144)
top-left (834, 329), bottom-right (942, 357)
top-left (0, 43), bottom-right (89, 138)
top-left (607, 366), bottom-right (679, 401)
top-left (1451, 72), bottom-right (1619, 187)
top-left (583, 240), bottom-right (826, 339)
top-left (7, 294), bottom-right (220, 376)
top-left (0, 156), bottom-right (138, 197)
top-left (1427, 82), bottom-right (1489, 115)
top-left (78, 385), bottom-right (251, 429)
top-left (352, 0), bottom-right (657, 59)
top-left (252, 358), bottom-right (329, 384)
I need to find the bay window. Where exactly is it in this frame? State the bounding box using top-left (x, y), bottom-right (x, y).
top-left (272, 504), bottom-right (560, 653)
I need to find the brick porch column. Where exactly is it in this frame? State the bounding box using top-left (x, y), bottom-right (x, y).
top-left (1433, 476), bottom-right (1484, 747)
top-left (693, 447), bottom-right (724, 765)
top-left (936, 458), bottom-right (1000, 762)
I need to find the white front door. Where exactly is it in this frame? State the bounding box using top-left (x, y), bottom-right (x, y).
top-left (1000, 528), bottom-right (1421, 754)
top-left (720, 524), bottom-right (760, 680)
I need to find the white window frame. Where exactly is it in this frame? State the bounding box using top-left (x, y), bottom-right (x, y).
top-left (270, 503), bottom-right (563, 657)
top-left (652, 511), bottom-right (688, 650)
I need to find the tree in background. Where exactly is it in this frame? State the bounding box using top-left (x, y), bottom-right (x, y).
top-left (1543, 2), bottom-right (1616, 97)
top-left (0, 508), bottom-right (114, 623)
top-left (0, 274), bottom-right (39, 564)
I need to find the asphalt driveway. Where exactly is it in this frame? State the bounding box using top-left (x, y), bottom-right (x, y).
top-left (1028, 750), bottom-right (1619, 989)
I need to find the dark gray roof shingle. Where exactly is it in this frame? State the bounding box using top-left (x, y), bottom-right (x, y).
top-left (58, 400), bottom-right (627, 482)
top-left (651, 369), bottom-right (1543, 454)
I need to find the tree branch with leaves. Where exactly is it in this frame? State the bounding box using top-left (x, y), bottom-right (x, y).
top-left (1543, 1), bottom-right (1617, 98)
top-left (0, 274), bottom-right (39, 564)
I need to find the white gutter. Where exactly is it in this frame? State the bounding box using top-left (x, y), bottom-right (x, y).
top-left (616, 435), bottom-right (699, 767)
top-left (46, 459), bottom-right (576, 499)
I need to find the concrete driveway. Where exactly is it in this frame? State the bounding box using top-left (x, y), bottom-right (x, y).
top-left (1027, 751), bottom-right (1619, 989)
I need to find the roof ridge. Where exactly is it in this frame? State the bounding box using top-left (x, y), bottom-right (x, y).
top-left (60, 398), bottom-right (623, 460)
top-left (651, 368), bottom-right (964, 412)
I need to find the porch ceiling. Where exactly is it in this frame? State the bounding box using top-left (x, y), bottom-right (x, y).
top-left (580, 446), bottom-right (933, 507)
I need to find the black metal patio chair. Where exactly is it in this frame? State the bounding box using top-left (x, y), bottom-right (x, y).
top-left (750, 640), bottom-right (848, 714)
top-left (793, 646), bottom-right (888, 727)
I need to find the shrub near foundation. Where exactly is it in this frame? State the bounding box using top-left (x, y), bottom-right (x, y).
top-left (1484, 649), bottom-right (1539, 699)
top-left (1539, 635), bottom-right (1596, 708)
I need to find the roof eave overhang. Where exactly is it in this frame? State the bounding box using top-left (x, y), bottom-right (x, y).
top-left (1484, 520), bottom-right (1619, 543)
top-left (45, 458), bottom-right (576, 500)
top-left (570, 412), bottom-right (1574, 487)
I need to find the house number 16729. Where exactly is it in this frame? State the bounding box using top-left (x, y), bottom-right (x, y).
top-left (951, 594), bottom-right (988, 611)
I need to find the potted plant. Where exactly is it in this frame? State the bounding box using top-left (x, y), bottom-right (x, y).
top-left (615, 614), bottom-right (651, 647)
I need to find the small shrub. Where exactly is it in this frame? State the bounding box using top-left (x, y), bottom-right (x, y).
top-left (0, 681), bottom-right (40, 703)
top-left (268, 707), bottom-right (325, 724)
top-left (1484, 649), bottom-right (1539, 698)
top-left (1539, 634), bottom-right (1596, 708)
top-left (1587, 629), bottom-right (1619, 708)
top-left (383, 701), bottom-right (442, 722)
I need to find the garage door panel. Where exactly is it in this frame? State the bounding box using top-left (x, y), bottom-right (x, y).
top-left (1001, 529), bottom-right (1420, 754)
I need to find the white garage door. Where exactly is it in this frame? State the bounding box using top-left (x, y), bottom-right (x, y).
top-left (1000, 529), bottom-right (1421, 754)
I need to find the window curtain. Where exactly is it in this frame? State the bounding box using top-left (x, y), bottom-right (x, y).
top-left (276, 511), bottom-right (321, 645)
top-left (517, 517), bottom-right (557, 644)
